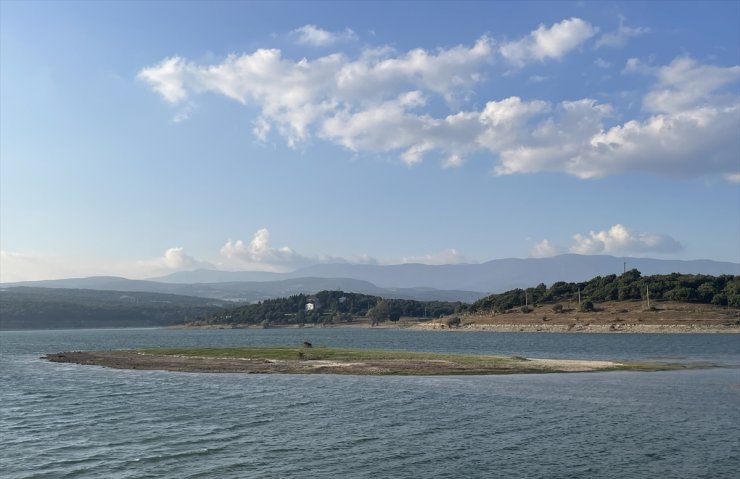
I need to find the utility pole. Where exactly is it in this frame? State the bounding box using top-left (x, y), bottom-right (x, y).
top-left (646, 285), bottom-right (650, 309)
top-left (578, 287), bottom-right (581, 306)
top-left (623, 261), bottom-right (626, 274)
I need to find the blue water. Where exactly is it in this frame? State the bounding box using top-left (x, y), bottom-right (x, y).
top-left (2, 329), bottom-right (739, 478)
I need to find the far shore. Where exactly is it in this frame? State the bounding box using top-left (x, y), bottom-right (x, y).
top-left (43, 346), bottom-right (694, 375)
top-left (176, 301), bottom-right (739, 334)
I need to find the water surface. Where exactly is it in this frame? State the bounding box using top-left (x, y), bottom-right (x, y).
top-left (2, 329), bottom-right (738, 478)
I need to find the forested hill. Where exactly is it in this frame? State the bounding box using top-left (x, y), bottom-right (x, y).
top-left (0, 287), bottom-right (229, 330)
top-left (191, 290), bottom-right (465, 327)
top-left (470, 271), bottom-right (740, 313)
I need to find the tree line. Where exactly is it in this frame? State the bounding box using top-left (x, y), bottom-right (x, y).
top-left (191, 290), bottom-right (464, 326)
top-left (470, 270), bottom-right (739, 314)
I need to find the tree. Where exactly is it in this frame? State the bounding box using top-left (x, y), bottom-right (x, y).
top-left (368, 300), bottom-right (391, 326)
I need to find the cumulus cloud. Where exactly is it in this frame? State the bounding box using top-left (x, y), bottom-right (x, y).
top-left (220, 228), bottom-right (309, 270)
top-left (138, 57), bottom-right (188, 103)
top-left (218, 229), bottom-right (471, 270)
top-left (496, 57), bottom-right (740, 179)
top-left (290, 24), bottom-right (357, 47)
top-left (570, 224), bottom-right (683, 256)
top-left (532, 224), bottom-right (684, 259)
top-left (641, 56), bottom-right (740, 114)
top-left (531, 239), bottom-right (562, 258)
top-left (499, 17), bottom-right (597, 65)
top-left (138, 25), bottom-right (739, 181)
top-left (140, 247), bottom-right (213, 271)
top-left (595, 16), bottom-right (649, 49)
top-left (401, 248), bottom-right (468, 265)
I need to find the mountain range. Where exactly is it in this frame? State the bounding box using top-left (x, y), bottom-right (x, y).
top-left (3, 254), bottom-right (738, 302)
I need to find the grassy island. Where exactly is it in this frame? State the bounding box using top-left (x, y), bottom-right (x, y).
top-left (44, 346), bottom-right (690, 375)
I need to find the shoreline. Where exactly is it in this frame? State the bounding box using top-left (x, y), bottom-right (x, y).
top-left (411, 323), bottom-right (739, 333)
top-left (174, 321), bottom-right (740, 334)
top-left (178, 301), bottom-right (740, 334)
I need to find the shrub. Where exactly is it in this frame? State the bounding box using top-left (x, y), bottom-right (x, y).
top-left (580, 301), bottom-right (594, 312)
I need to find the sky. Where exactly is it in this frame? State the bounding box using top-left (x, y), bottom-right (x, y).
top-left (1, 0), bottom-right (739, 282)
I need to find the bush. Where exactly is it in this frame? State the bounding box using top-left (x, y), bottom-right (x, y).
top-left (446, 316), bottom-right (461, 328)
top-left (552, 303), bottom-right (564, 313)
top-left (580, 301), bottom-right (594, 312)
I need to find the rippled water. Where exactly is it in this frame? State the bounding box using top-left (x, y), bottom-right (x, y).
top-left (2, 329), bottom-right (739, 478)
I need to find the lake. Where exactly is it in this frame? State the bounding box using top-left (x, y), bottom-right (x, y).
top-left (1, 328), bottom-right (739, 478)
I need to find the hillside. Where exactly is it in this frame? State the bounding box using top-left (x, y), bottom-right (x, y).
top-left (0, 288), bottom-right (229, 330)
top-left (469, 270), bottom-right (739, 313)
top-left (187, 271), bottom-right (740, 331)
top-left (189, 290), bottom-right (464, 327)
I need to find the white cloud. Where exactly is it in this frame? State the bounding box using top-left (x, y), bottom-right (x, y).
top-left (570, 224), bottom-right (683, 256)
top-left (726, 172), bottom-right (740, 183)
top-left (220, 228), bottom-right (308, 271)
top-left (593, 57), bottom-right (612, 69)
top-left (642, 56), bottom-right (740, 113)
top-left (401, 248), bottom-right (467, 265)
top-left (499, 17), bottom-right (597, 65)
top-left (138, 35), bottom-right (492, 147)
top-left (621, 57), bottom-right (650, 75)
top-left (139, 30), bottom-right (739, 181)
top-left (442, 153), bottom-right (464, 168)
top-left (138, 57), bottom-right (188, 103)
top-left (139, 247), bottom-right (212, 272)
top-left (595, 16), bottom-right (649, 49)
top-left (531, 239), bottom-right (562, 258)
top-left (291, 25), bottom-right (357, 47)
top-left (495, 57), bottom-right (740, 179)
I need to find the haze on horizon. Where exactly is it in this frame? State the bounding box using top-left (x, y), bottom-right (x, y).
top-left (1, 1), bottom-right (739, 283)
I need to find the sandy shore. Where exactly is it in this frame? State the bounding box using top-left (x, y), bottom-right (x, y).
top-left (43, 350), bottom-right (643, 375)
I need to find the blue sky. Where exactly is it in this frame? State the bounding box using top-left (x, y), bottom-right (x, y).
top-left (1, 1), bottom-right (739, 281)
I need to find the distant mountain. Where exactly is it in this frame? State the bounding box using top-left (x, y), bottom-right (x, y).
top-left (3, 255), bottom-right (736, 304)
top-left (1, 276), bottom-right (484, 303)
top-left (151, 255), bottom-right (738, 293)
top-left (149, 269), bottom-right (283, 284)
top-left (289, 255), bottom-right (740, 292)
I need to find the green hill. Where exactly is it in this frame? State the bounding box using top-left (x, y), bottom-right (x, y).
top-left (191, 290), bottom-right (464, 327)
top-left (0, 287), bottom-right (230, 330)
top-left (470, 270), bottom-right (739, 314)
